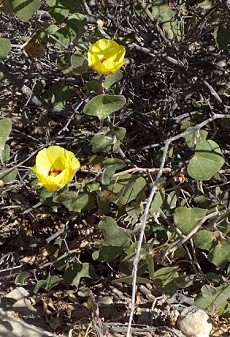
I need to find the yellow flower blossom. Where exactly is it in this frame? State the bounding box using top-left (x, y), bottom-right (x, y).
top-left (88, 39), bottom-right (126, 75)
top-left (32, 146), bottom-right (80, 192)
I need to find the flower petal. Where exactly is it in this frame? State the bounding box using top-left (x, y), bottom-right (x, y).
top-left (32, 146), bottom-right (80, 192)
top-left (88, 39), bottom-right (126, 75)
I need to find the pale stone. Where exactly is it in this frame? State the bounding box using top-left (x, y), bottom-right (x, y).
top-left (5, 287), bottom-right (29, 300)
top-left (177, 306), bottom-right (212, 337)
top-left (0, 308), bottom-right (63, 337)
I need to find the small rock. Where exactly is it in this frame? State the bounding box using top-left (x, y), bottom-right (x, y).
top-left (0, 308), bottom-right (61, 337)
top-left (97, 296), bottom-right (113, 306)
top-left (217, 60), bottom-right (227, 68)
top-left (13, 298), bottom-right (37, 314)
top-left (5, 287), bottom-right (29, 300)
top-left (177, 306), bottom-right (212, 337)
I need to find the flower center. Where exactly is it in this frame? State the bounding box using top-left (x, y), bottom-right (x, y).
top-left (100, 58), bottom-right (107, 64)
top-left (48, 169), bottom-right (62, 177)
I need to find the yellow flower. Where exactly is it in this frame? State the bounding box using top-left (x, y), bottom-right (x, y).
top-left (88, 39), bottom-right (126, 75)
top-left (32, 146), bottom-right (80, 192)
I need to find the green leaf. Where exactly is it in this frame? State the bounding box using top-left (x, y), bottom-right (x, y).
top-left (174, 207), bottom-right (207, 235)
top-left (149, 189), bottom-right (165, 215)
top-left (146, 254), bottom-right (155, 280)
top-left (102, 158), bottom-right (126, 170)
top-left (52, 13), bottom-right (86, 48)
top-left (10, 0), bottom-right (41, 22)
top-left (107, 174), bottom-right (131, 194)
top-left (208, 240), bottom-right (230, 268)
top-left (46, 84), bottom-right (74, 110)
top-left (184, 128), bottom-right (208, 150)
top-left (47, 0), bottom-right (83, 22)
top-left (214, 25), bottom-right (230, 50)
top-left (195, 284), bottom-right (230, 315)
top-left (0, 144), bottom-right (10, 163)
top-left (96, 195), bottom-right (111, 215)
top-left (64, 262), bottom-right (94, 288)
top-left (151, 0), bottom-right (174, 22)
top-left (224, 88), bottom-right (230, 97)
top-left (151, 266), bottom-right (180, 295)
top-left (57, 191), bottom-right (94, 213)
top-left (163, 20), bottom-right (183, 41)
top-left (33, 280), bottom-right (47, 293)
top-left (83, 94), bottom-right (126, 122)
top-left (167, 191), bottom-right (178, 209)
top-left (103, 71), bottom-right (123, 90)
top-left (187, 140), bottom-right (225, 180)
top-left (55, 191), bottom-right (77, 203)
top-left (194, 230), bottom-right (214, 250)
top-left (0, 118), bottom-right (12, 150)
top-left (113, 128), bottom-right (126, 141)
top-left (85, 181), bottom-right (100, 193)
top-left (196, 0), bottom-right (214, 9)
top-left (99, 216), bottom-right (130, 247)
top-left (91, 127), bottom-right (113, 152)
top-left (101, 165), bottom-right (116, 185)
top-left (57, 54), bottom-right (74, 75)
top-left (91, 127), bottom-right (126, 153)
top-left (0, 168), bottom-right (18, 184)
top-left (48, 1), bottom-right (69, 22)
top-left (70, 53), bottom-right (88, 74)
top-left (15, 272), bottom-right (30, 285)
top-left (0, 38), bottom-right (11, 60)
top-left (112, 276), bottom-right (152, 285)
top-left (124, 202), bottom-right (142, 226)
top-left (86, 80), bottom-right (103, 94)
top-left (45, 275), bottom-right (60, 291)
top-left (95, 245), bottom-right (123, 263)
top-left (115, 176), bottom-right (146, 206)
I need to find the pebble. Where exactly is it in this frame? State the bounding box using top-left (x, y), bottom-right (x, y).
top-left (177, 306), bottom-right (212, 337)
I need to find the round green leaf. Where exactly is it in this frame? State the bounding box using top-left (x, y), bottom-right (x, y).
top-left (0, 38), bottom-right (11, 60)
top-left (57, 54), bottom-right (74, 75)
top-left (208, 240), bottom-right (230, 268)
top-left (83, 94), bottom-right (126, 122)
top-left (174, 207), bottom-right (207, 235)
top-left (194, 230), bottom-right (214, 250)
top-left (184, 128), bottom-right (208, 150)
top-left (0, 168), bottom-right (18, 184)
top-left (33, 280), bottom-right (47, 293)
top-left (101, 165), bottom-right (116, 185)
top-left (195, 284), bottom-right (230, 315)
top-left (96, 195), bottom-right (111, 215)
top-left (0, 144), bottom-right (10, 163)
top-left (91, 127), bottom-right (113, 152)
top-left (11, 0), bottom-right (41, 22)
top-left (99, 216), bottom-right (130, 247)
top-left (56, 191), bottom-right (94, 213)
top-left (64, 262), bottom-right (94, 288)
top-left (151, 267), bottom-right (180, 295)
top-left (149, 189), bottom-right (165, 215)
top-left (102, 158), bottom-right (126, 170)
top-left (103, 71), bottom-right (123, 90)
top-left (71, 53), bottom-right (88, 74)
top-left (214, 25), bottom-right (230, 50)
top-left (15, 271), bottom-right (30, 285)
top-left (115, 176), bottom-right (146, 206)
top-left (187, 140), bottom-right (225, 180)
top-left (0, 118), bottom-right (12, 149)
top-left (86, 80), bottom-right (103, 94)
top-left (45, 275), bottom-right (60, 291)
